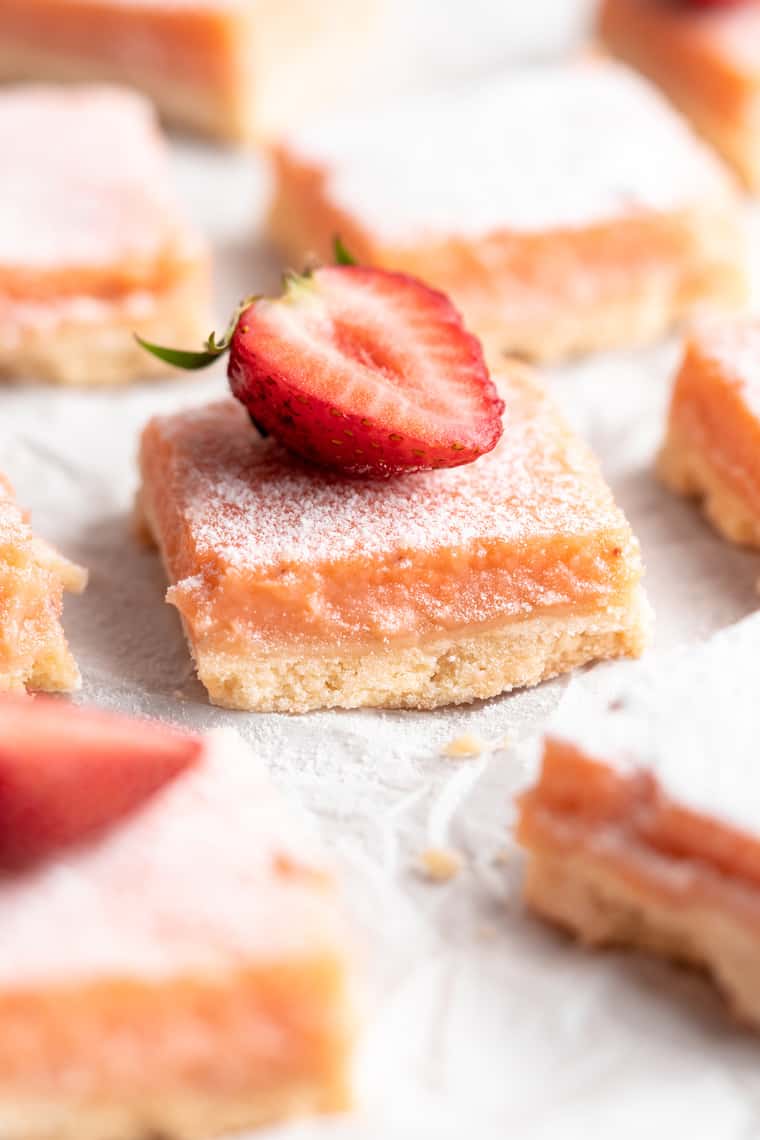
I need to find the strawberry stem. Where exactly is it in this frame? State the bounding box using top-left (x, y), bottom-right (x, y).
top-left (135, 294), bottom-right (259, 372)
top-left (135, 336), bottom-right (225, 370)
top-left (137, 241), bottom-right (356, 374)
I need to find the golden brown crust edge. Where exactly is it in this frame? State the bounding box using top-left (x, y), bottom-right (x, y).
top-left (523, 849), bottom-right (760, 1028)
top-left (0, 536), bottom-right (87, 694)
top-left (186, 591), bottom-right (652, 713)
top-left (0, 1078), bottom-right (350, 1140)
top-left (0, 265), bottom-right (211, 387)
top-left (658, 424), bottom-right (760, 549)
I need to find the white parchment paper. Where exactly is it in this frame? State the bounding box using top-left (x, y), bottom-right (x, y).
top-left (3, 5), bottom-right (760, 1137)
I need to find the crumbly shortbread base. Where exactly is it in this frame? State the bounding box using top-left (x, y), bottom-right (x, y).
top-left (0, 1077), bottom-right (348, 1140)
top-left (658, 424), bottom-right (760, 548)
top-left (523, 850), bottom-right (760, 1028)
top-left (181, 589), bottom-right (651, 713)
top-left (0, 637), bottom-right (81, 693)
top-left (0, 537), bottom-right (86, 694)
top-left (0, 269), bottom-right (210, 387)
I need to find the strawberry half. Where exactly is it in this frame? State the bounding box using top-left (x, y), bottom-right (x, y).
top-left (228, 267), bottom-right (503, 476)
top-left (137, 256), bottom-right (504, 478)
top-left (0, 697), bottom-right (202, 871)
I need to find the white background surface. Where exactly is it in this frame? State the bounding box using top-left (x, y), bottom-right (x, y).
top-left (3, 3), bottom-right (760, 1137)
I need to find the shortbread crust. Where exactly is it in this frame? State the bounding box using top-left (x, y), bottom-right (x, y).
top-left (524, 851), bottom-right (760, 1028)
top-left (137, 367), bottom-right (649, 713)
top-left (658, 425), bottom-right (760, 549)
top-left (269, 60), bottom-right (745, 363)
top-left (0, 475), bottom-right (86, 692)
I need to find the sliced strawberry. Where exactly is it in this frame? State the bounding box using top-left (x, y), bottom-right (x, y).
top-left (0, 697), bottom-right (202, 871)
top-left (227, 266), bottom-right (504, 477)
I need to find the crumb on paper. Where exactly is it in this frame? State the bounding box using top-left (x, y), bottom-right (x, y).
top-left (442, 733), bottom-right (486, 758)
top-left (419, 845), bottom-right (464, 882)
top-left (478, 924), bottom-right (497, 941)
top-left (493, 846), bottom-right (513, 866)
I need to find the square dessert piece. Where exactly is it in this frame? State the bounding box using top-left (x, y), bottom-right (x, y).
top-left (0, 0), bottom-right (378, 143)
top-left (599, 0), bottom-right (760, 190)
top-left (658, 317), bottom-right (760, 548)
top-left (0, 86), bottom-right (210, 385)
top-left (517, 616), bottom-right (760, 1027)
top-left (0, 474), bottom-right (86, 692)
top-left (136, 366), bottom-right (650, 713)
top-left (0, 708), bottom-right (355, 1139)
top-left (268, 60), bottom-right (746, 363)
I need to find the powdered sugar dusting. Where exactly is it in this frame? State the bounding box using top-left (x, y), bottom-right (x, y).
top-left (0, 729), bottom-right (346, 984)
top-left (549, 613), bottom-right (760, 836)
top-left (283, 60), bottom-right (733, 244)
top-left (0, 86), bottom-right (192, 270)
top-left (0, 472), bottom-right (28, 550)
top-left (143, 374), bottom-right (631, 574)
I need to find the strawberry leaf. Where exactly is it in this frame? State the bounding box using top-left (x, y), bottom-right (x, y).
top-left (135, 336), bottom-right (223, 369)
top-left (135, 294), bottom-right (260, 371)
top-left (333, 236), bottom-right (358, 266)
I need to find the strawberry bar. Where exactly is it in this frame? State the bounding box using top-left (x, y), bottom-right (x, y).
top-left (268, 60), bottom-right (745, 363)
top-left (0, 474), bottom-right (85, 692)
top-left (658, 316), bottom-right (760, 549)
top-left (0, 86), bottom-right (210, 385)
top-left (517, 616), bottom-right (760, 1028)
top-left (136, 365), bottom-right (650, 713)
top-left (0, 699), bottom-right (355, 1138)
top-left (0, 0), bottom-right (378, 143)
top-left (600, 0), bottom-right (760, 190)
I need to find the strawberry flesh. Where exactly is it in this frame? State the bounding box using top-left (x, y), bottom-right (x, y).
top-left (228, 266), bottom-right (504, 477)
top-left (0, 697), bottom-right (202, 871)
